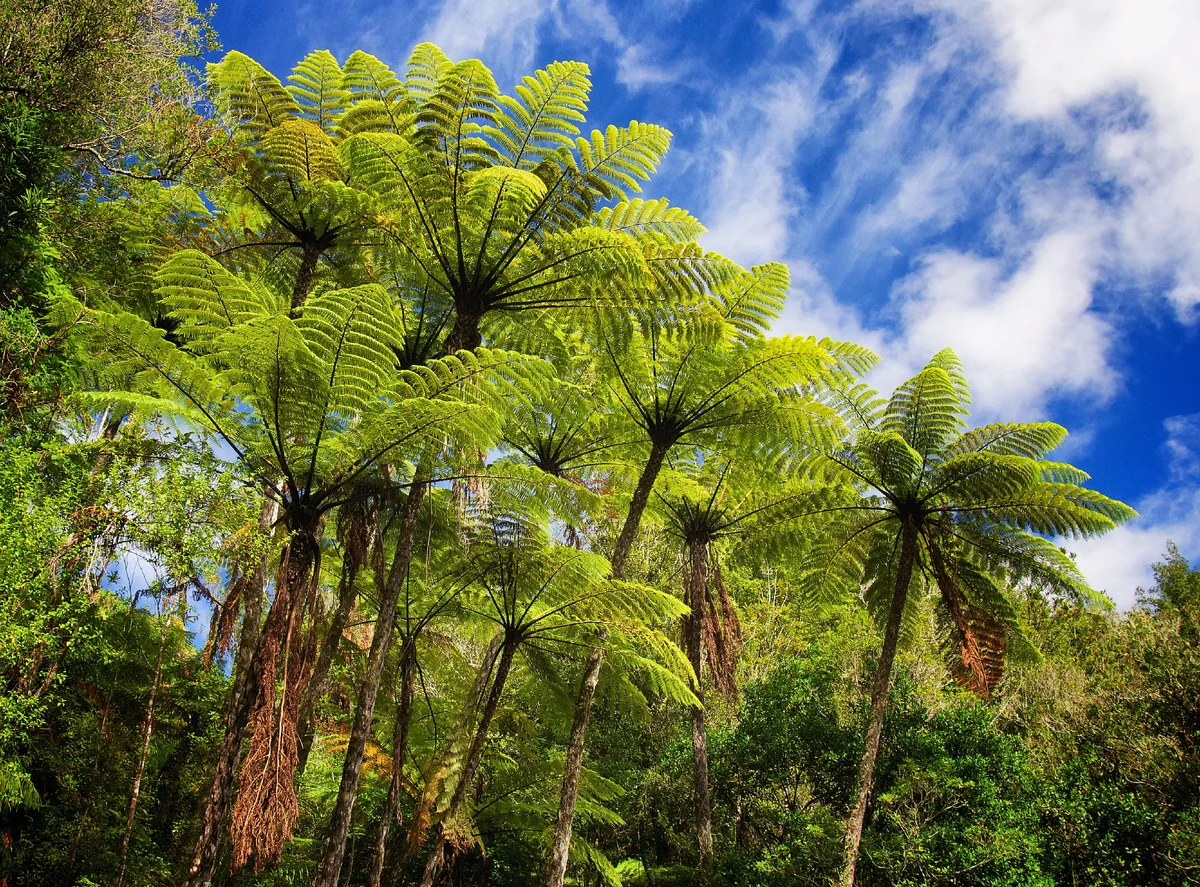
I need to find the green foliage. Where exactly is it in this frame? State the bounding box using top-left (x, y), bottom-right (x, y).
top-left (798, 349), bottom-right (1134, 696)
top-left (0, 27), bottom-right (1170, 887)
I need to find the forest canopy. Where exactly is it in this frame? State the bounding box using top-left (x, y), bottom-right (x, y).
top-left (2, 7), bottom-right (1197, 887)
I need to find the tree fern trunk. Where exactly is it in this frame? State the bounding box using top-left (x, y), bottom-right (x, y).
top-left (185, 496), bottom-right (280, 887)
top-left (609, 441), bottom-right (669, 578)
top-left (840, 519), bottom-right (917, 887)
top-left (296, 554), bottom-right (361, 776)
top-left (311, 481), bottom-right (428, 887)
top-left (545, 644), bottom-right (604, 887)
top-left (114, 606), bottom-right (168, 887)
top-left (544, 442), bottom-right (669, 886)
top-left (419, 639), bottom-right (518, 887)
top-left (686, 539), bottom-right (713, 886)
top-left (367, 641), bottom-right (417, 887)
top-left (291, 242), bottom-right (320, 314)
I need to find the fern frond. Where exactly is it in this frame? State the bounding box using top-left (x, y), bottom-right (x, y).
top-left (209, 50), bottom-right (300, 138)
top-left (405, 42), bottom-right (454, 106)
top-left (594, 198), bottom-right (705, 243)
top-left (574, 122), bottom-right (672, 201)
top-left (287, 50), bottom-right (348, 136)
top-left (488, 61), bottom-right (590, 169)
top-left (157, 249), bottom-right (282, 350)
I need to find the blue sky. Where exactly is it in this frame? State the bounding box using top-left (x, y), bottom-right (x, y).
top-left (208, 0), bottom-right (1200, 606)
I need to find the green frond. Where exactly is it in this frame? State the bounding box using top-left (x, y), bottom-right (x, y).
top-left (927, 452), bottom-right (1042, 505)
top-left (715, 262), bottom-right (790, 338)
top-left (965, 482), bottom-right (1137, 538)
top-left (855, 430), bottom-right (923, 495)
top-left (209, 50), bottom-right (300, 138)
top-left (259, 118), bottom-right (344, 183)
top-left (405, 42), bottom-right (454, 106)
top-left (338, 51), bottom-right (413, 138)
top-left (417, 59), bottom-right (501, 170)
top-left (571, 840), bottom-right (622, 887)
top-left (825, 379), bottom-right (886, 434)
top-left (215, 313), bottom-right (328, 447)
top-left (574, 121), bottom-right (672, 201)
top-left (287, 49), bottom-right (348, 135)
top-left (293, 284), bottom-right (400, 417)
top-left (643, 240), bottom-right (736, 307)
top-left (488, 61), bottom-right (590, 169)
top-left (883, 361), bottom-right (969, 458)
top-left (156, 249), bottom-right (283, 350)
top-left (79, 307), bottom-right (240, 444)
top-left (594, 198), bottom-right (705, 242)
top-left (926, 347), bottom-right (971, 406)
top-left (944, 421), bottom-right (1068, 459)
top-left (484, 461), bottom-right (605, 526)
top-left (820, 337), bottom-right (879, 378)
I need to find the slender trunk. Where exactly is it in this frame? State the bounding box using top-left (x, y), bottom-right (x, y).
top-left (114, 610), bottom-right (168, 887)
top-left (185, 496), bottom-right (278, 887)
top-left (442, 309), bottom-right (483, 354)
top-left (544, 442), bottom-right (669, 886)
top-left (223, 497), bottom-right (277, 724)
top-left (686, 540), bottom-right (713, 885)
top-left (419, 640), bottom-right (518, 887)
top-left (840, 519), bottom-right (918, 887)
top-left (545, 645), bottom-right (603, 887)
top-left (366, 642), bottom-right (417, 887)
top-left (311, 481), bottom-right (429, 887)
top-left (291, 242), bottom-right (320, 313)
top-left (609, 441), bottom-right (669, 578)
top-left (297, 556), bottom-right (361, 775)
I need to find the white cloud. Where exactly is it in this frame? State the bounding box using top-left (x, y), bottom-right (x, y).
top-left (894, 226), bottom-right (1117, 419)
top-left (615, 43), bottom-right (691, 91)
top-left (1072, 413), bottom-right (1200, 608)
top-left (425, 0), bottom-right (551, 75)
top-left (1165, 413), bottom-right (1200, 482)
top-left (701, 65), bottom-right (829, 265)
top-left (920, 0), bottom-right (1200, 320)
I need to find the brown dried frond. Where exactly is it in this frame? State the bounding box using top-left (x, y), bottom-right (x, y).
top-left (933, 557), bottom-right (1007, 698)
top-left (703, 558), bottom-right (742, 701)
top-left (208, 570), bottom-right (246, 662)
top-left (228, 540), bottom-right (322, 871)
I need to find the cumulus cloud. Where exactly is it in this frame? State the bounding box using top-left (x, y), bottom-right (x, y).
top-left (894, 228), bottom-right (1117, 418)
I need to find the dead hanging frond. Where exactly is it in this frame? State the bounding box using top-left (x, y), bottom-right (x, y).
top-left (205, 569), bottom-right (247, 665)
top-left (939, 591), bottom-right (1006, 698)
top-left (408, 632), bottom-right (503, 853)
top-left (929, 545), bottom-right (1006, 698)
top-left (703, 558), bottom-right (742, 701)
top-left (228, 534), bottom-right (322, 871)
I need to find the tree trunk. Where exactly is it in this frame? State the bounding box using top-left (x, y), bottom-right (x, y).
top-left (545, 645), bottom-right (604, 887)
top-left (544, 442), bottom-right (668, 886)
top-left (310, 481), bottom-right (429, 887)
top-left (419, 639), bottom-right (518, 887)
top-left (297, 555), bottom-right (362, 775)
top-left (366, 641), bottom-right (417, 887)
top-left (442, 308), bottom-right (483, 354)
top-left (840, 519), bottom-right (918, 887)
top-left (185, 496), bottom-right (279, 887)
top-left (291, 242), bottom-right (321, 314)
top-left (114, 606), bottom-right (168, 887)
top-left (608, 441), bottom-right (669, 579)
top-left (686, 540), bottom-right (713, 886)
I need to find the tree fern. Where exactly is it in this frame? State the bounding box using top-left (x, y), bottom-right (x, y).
top-left (790, 349), bottom-right (1134, 887)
